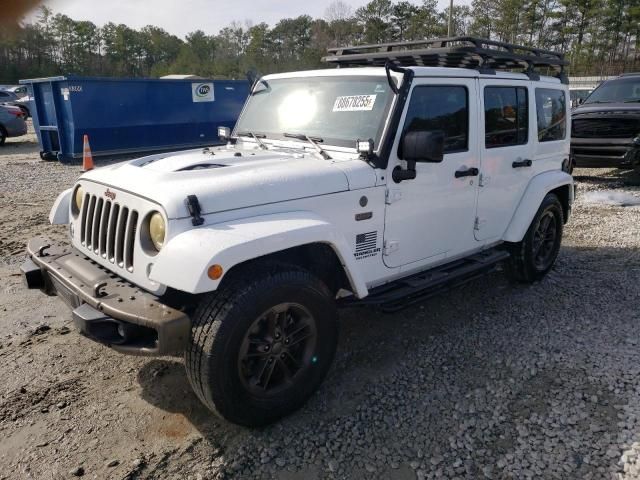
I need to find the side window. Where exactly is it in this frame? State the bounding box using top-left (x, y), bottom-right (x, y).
top-left (401, 85), bottom-right (468, 154)
top-left (484, 86), bottom-right (528, 148)
top-left (536, 88), bottom-right (566, 142)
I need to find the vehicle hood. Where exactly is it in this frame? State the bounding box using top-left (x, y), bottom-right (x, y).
top-left (80, 146), bottom-right (376, 219)
top-left (573, 103), bottom-right (640, 117)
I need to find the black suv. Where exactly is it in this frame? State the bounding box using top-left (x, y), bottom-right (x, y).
top-left (571, 73), bottom-right (640, 171)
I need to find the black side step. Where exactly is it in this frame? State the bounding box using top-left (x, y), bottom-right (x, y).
top-left (341, 248), bottom-right (510, 313)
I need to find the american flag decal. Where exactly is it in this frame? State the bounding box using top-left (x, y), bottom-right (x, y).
top-left (355, 231), bottom-right (377, 253)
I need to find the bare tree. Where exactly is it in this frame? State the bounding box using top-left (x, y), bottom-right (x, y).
top-left (324, 0), bottom-right (353, 22)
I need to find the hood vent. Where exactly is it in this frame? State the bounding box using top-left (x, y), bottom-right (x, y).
top-left (177, 163), bottom-right (228, 171)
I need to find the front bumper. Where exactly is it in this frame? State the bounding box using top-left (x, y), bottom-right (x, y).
top-left (571, 137), bottom-right (640, 168)
top-left (22, 238), bottom-right (190, 356)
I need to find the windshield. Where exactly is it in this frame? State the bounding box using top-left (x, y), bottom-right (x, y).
top-left (234, 76), bottom-right (394, 149)
top-left (584, 77), bottom-right (640, 104)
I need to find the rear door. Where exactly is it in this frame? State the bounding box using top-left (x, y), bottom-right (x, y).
top-left (475, 79), bottom-right (535, 241)
top-left (533, 86), bottom-right (569, 174)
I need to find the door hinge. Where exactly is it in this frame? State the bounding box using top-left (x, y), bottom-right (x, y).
top-left (383, 240), bottom-right (399, 255)
top-left (479, 173), bottom-right (490, 187)
top-left (474, 217), bottom-right (486, 231)
top-left (385, 189), bottom-right (402, 204)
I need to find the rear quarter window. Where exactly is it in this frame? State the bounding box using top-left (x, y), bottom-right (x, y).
top-left (535, 88), bottom-right (567, 142)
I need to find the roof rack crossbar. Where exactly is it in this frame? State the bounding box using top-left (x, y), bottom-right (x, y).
top-left (323, 36), bottom-right (568, 83)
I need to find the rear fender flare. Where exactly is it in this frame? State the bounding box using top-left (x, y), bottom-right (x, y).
top-left (503, 171), bottom-right (574, 243)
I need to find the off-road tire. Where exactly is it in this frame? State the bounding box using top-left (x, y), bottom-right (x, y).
top-left (505, 193), bottom-right (564, 283)
top-left (185, 263), bottom-right (338, 427)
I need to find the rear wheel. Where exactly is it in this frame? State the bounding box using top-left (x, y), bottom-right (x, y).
top-left (505, 193), bottom-right (564, 283)
top-left (0, 127), bottom-right (6, 146)
top-left (185, 263), bottom-right (338, 427)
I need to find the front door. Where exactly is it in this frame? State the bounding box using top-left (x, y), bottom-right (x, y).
top-left (383, 78), bottom-right (479, 269)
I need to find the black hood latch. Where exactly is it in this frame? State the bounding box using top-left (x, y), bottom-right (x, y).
top-left (185, 195), bottom-right (205, 226)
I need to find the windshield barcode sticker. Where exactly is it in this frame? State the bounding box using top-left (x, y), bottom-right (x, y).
top-left (333, 95), bottom-right (377, 112)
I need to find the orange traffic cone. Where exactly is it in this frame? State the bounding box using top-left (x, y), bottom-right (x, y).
top-left (82, 134), bottom-right (94, 171)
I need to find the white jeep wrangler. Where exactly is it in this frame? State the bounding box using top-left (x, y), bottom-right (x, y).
top-left (22, 38), bottom-right (573, 426)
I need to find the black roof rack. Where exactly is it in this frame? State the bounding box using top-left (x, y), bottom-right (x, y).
top-left (323, 36), bottom-right (568, 83)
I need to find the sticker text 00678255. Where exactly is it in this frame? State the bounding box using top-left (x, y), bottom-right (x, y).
top-left (332, 95), bottom-right (377, 112)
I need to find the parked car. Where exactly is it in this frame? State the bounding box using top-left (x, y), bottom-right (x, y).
top-left (22, 37), bottom-right (573, 427)
top-left (0, 89), bottom-right (31, 117)
top-left (0, 89), bottom-right (20, 102)
top-left (571, 73), bottom-right (640, 171)
top-left (4, 85), bottom-right (28, 97)
top-left (0, 104), bottom-right (28, 145)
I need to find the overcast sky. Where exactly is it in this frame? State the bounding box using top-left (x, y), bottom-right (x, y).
top-left (25, 0), bottom-right (464, 39)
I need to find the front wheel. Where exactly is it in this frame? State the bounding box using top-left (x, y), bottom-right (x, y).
top-left (185, 263), bottom-right (338, 427)
top-left (0, 127), bottom-right (6, 146)
top-left (505, 193), bottom-right (564, 283)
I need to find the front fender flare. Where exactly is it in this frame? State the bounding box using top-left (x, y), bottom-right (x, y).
top-left (49, 188), bottom-right (72, 225)
top-left (150, 211), bottom-right (368, 298)
top-left (503, 170), bottom-right (574, 243)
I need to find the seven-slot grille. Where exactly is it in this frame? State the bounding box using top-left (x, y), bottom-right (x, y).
top-left (80, 194), bottom-right (139, 271)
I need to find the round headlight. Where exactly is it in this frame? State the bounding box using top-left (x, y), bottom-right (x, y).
top-left (149, 212), bottom-right (166, 251)
top-left (73, 186), bottom-right (84, 215)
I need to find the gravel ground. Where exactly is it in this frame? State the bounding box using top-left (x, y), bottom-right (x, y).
top-left (1, 124), bottom-right (640, 479)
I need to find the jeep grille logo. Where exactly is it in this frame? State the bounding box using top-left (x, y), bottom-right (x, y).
top-left (196, 84), bottom-right (211, 96)
top-left (104, 189), bottom-right (116, 200)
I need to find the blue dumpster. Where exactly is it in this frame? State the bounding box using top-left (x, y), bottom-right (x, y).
top-left (20, 76), bottom-right (249, 162)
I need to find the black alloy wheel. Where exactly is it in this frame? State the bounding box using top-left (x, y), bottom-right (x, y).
top-left (532, 210), bottom-right (558, 270)
top-left (238, 303), bottom-right (318, 396)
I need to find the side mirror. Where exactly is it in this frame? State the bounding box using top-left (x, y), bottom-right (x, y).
top-left (402, 130), bottom-right (445, 163)
top-left (393, 130), bottom-right (445, 183)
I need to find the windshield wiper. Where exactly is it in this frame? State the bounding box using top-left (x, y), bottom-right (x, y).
top-left (283, 133), bottom-right (331, 160)
top-left (623, 99), bottom-right (640, 103)
top-left (237, 131), bottom-right (268, 150)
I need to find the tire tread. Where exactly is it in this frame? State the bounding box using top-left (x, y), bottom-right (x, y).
top-left (185, 262), bottom-right (337, 426)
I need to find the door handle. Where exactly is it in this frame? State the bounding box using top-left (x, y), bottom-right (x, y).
top-left (512, 159), bottom-right (533, 168)
top-left (454, 167), bottom-right (479, 178)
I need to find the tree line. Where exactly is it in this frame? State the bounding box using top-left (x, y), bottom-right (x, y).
top-left (0, 0), bottom-right (638, 83)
